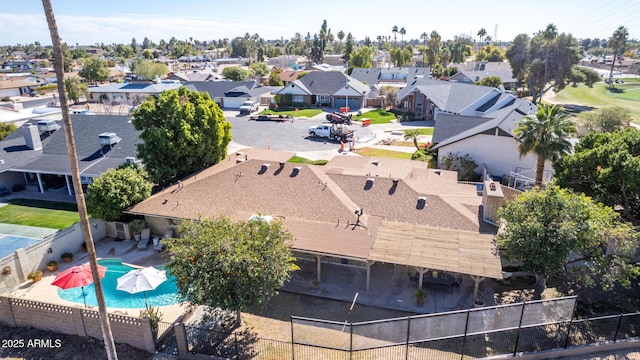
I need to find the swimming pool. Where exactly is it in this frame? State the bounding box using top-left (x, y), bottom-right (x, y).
top-left (0, 234), bottom-right (41, 259)
top-left (56, 259), bottom-right (182, 308)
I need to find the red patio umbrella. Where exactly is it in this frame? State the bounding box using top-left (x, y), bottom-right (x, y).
top-left (52, 263), bottom-right (107, 307)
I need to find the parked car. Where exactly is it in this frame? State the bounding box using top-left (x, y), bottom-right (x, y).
top-left (239, 101), bottom-right (260, 115)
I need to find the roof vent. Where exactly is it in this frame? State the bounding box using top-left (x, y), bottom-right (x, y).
top-left (364, 178), bottom-right (375, 190)
top-left (37, 120), bottom-right (61, 134)
top-left (258, 163), bottom-right (270, 175)
top-left (370, 160), bottom-right (379, 166)
top-left (99, 132), bottom-right (121, 147)
top-left (416, 196), bottom-right (427, 210)
top-left (290, 167), bottom-right (301, 177)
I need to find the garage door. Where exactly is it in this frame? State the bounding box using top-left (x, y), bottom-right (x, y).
top-left (0, 88), bottom-right (20, 98)
top-left (223, 97), bottom-right (251, 109)
top-left (333, 97), bottom-right (361, 110)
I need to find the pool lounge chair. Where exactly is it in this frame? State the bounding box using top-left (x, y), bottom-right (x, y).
top-left (137, 228), bottom-right (151, 249)
top-left (154, 229), bottom-right (173, 252)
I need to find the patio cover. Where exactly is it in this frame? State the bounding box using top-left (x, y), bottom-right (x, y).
top-left (369, 220), bottom-right (503, 279)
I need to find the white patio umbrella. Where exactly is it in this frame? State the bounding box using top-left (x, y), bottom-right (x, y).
top-left (116, 266), bottom-right (167, 308)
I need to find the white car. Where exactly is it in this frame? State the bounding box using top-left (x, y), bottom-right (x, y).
top-left (239, 101), bottom-right (260, 115)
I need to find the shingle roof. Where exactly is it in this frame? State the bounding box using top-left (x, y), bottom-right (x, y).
top-left (88, 82), bottom-right (182, 94)
top-left (398, 79), bottom-right (496, 114)
top-left (295, 71), bottom-right (369, 96)
top-left (8, 115), bottom-right (140, 176)
top-left (185, 80), bottom-right (263, 98)
top-left (432, 99), bottom-right (537, 150)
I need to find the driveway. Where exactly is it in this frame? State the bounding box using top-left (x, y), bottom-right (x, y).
top-left (226, 115), bottom-right (376, 152)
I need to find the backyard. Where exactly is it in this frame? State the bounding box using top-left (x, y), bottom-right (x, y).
top-left (0, 199), bottom-right (79, 229)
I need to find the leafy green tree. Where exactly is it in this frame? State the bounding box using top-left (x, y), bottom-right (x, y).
top-left (86, 165), bottom-right (152, 222)
top-left (132, 86), bottom-right (231, 186)
top-left (475, 45), bottom-right (505, 62)
top-left (166, 216), bottom-right (299, 325)
top-left (70, 48), bottom-right (87, 60)
top-left (222, 66), bottom-right (251, 81)
top-left (342, 33), bottom-right (354, 62)
top-left (349, 46), bottom-right (374, 72)
top-left (379, 85), bottom-right (397, 107)
top-left (582, 106), bottom-right (632, 132)
top-left (426, 31), bottom-right (442, 66)
top-left (249, 62), bottom-right (269, 77)
top-left (554, 129), bottom-right (640, 224)
top-left (268, 68), bottom-right (283, 86)
top-left (608, 26), bottom-right (628, 81)
top-left (476, 76), bottom-right (502, 88)
top-left (78, 56), bottom-right (109, 84)
top-left (514, 104), bottom-right (576, 187)
top-left (506, 28), bottom-right (592, 104)
top-left (497, 184), bottom-right (639, 298)
top-left (390, 48), bottom-right (412, 67)
top-left (64, 76), bottom-right (88, 104)
top-left (130, 59), bottom-right (169, 80)
top-left (569, 66), bottom-right (601, 88)
top-left (0, 122), bottom-right (17, 140)
top-left (141, 49), bottom-right (154, 60)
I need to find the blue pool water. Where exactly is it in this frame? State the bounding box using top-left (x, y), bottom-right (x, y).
top-left (0, 234), bottom-right (41, 259)
top-left (57, 259), bottom-right (181, 308)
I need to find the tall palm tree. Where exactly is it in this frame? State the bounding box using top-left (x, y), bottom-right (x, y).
top-left (477, 28), bottom-right (487, 45)
top-left (420, 32), bottom-right (428, 62)
top-left (608, 26), bottom-right (628, 82)
top-left (41, 1), bottom-right (118, 359)
top-left (392, 25), bottom-right (398, 45)
top-left (400, 27), bottom-right (407, 46)
top-left (514, 104), bottom-right (576, 188)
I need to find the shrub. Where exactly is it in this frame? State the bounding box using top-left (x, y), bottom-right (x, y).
top-left (140, 305), bottom-right (163, 336)
top-left (0, 122), bottom-right (17, 141)
top-left (1, 96), bottom-right (11, 102)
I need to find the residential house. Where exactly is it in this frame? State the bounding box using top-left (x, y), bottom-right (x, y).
top-left (165, 71), bottom-right (218, 82)
top-left (267, 55), bottom-right (306, 69)
top-left (350, 67), bottom-right (431, 87)
top-left (396, 78), bottom-right (517, 120)
top-left (0, 78), bottom-right (39, 98)
top-left (278, 70), bottom-right (307, 86)
top-left (2, 60), bottom-right (34, 72)
top-left (185, 80), bottom-right (280, 108)
top-left (431, 98), bottom-right (542, 182)
top-left (0, 115), bottom-right (139, 196)
top-left (88, 80), bottom-right (183, 105)
top-left (449, 70), bottom-right (517, 90)
top-left (127, 149), bottom-right (503, 293)
top-left (276, 71), bottom-right (369, 109)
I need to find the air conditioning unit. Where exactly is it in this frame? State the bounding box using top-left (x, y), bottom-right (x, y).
top-left (37, 120), bottom-right (61, 133)
top-left (98, 132), bottom-right (122, 146)
top-left (125, 157), bottom-right (136, 164)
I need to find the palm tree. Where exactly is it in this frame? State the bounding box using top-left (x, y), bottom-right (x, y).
top-left (41, 1), bottom-right (118, 359)
top-left (514, 104), bottom-right (576, 188)
top-left (400, 27), bottom-right (407, 46)
top-left (404, 129), bottom-right (423, 151)
top-left (420, 32), bottom-right (428, 62)
top-left (392, 25), bottom-right (398, 45)
top-left (477, 28), bottom-right (487, 45)
top-left (608, 26), bottom-right (628, 82)
top-left (542, 24), bottom-right (558, 84)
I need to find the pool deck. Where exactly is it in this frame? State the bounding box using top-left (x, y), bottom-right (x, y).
top-left (10, 236), bottom-right (189, 323)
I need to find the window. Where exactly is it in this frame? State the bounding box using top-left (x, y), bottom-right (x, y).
top-left (316, 95), bottom-right (330, 103)
top-left (292, 95), bottom-right (304, 103)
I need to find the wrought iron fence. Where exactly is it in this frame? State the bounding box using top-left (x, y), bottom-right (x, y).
top-left (178, 296), bottom-right (639, 359)
top-left (155, 321), bottom-right (178, 356)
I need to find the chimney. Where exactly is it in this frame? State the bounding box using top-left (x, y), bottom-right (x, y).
top-left (23, 124), bottom-right (42, 151)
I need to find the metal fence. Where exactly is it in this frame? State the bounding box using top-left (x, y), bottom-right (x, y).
top-left (175, 296), bottom-right (639, 359)
top-left (155, 321), bottom-right (178, 356)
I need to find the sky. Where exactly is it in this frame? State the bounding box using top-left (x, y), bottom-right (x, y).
top-left (1, 0), bottom-right (639, 46)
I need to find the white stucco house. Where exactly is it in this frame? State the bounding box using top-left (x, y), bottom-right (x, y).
top-left (431, 96), bottom-right (549, 184)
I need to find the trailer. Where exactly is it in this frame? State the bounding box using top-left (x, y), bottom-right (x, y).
top-left (249, 114), bottom-right (291, 122)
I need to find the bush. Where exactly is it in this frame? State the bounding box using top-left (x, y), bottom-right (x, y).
top-left (0, 122), bottom-right (17, 141)
top-left (1, 96), bottom-right (11, 102)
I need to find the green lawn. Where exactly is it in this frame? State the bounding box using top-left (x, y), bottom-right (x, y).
top-left (287, 156), bottom-right (328, 165)
top-left (0, 199), bottom-right (80, 229)
top-left (259, 109), bottom-right (323, 118)
top-left (354, 147), bottom-right (413, 159)
top-left (352, 109), bottom-right (398, 124)
top-left (551, 79), bottom-right (640, 124)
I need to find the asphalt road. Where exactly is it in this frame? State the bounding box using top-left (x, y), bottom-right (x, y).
top-left (226, 114), bottom-right (376, 152)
